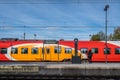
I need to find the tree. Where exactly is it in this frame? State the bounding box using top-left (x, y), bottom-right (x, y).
top-left (90, 27), bottom-right (120, 41)
top-left (90, 34), bottom-right (100, 41)
top-left (111, 27), bottom-right (120, 40)
top-left (90, 31), bottom-right (105, 41)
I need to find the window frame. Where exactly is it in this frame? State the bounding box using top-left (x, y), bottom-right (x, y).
top-left (11, 47), bottom-right (18, 54)
top-left (65, 48), bottom-right (72, 54)
top-left (54, 46), bottom-right (61, 54)
top-left (104, 48), bottom-right (111, 54)
top-left (31, 47), bottom-right (38, 54)
top-left (0, 48), bottom-right (7, 54)
top-left (80, 48), bottom-right (88, 54)
top-left (21, 48), bottom-right (28, 54)
top-left (115, 48), bottom-right (120, 54)
top-left (91, 48), bottom-right (98, 54)
top-left (46, 48), bottom-right (50, 54)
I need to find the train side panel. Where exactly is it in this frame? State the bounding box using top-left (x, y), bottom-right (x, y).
top-left (1, 40), bottom-right (120, 62)
top-left (78, 41), bottom-right (120, 62)
top-left (0, 40), bottom-right (82, 62)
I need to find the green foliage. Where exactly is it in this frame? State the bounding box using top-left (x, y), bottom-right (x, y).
top-left (90, 31), bottom-right (105, 41)
top-left (112, 27), bottom-right (120, 40)
top-left (90, 27), bottom-right (120, 41)
top-left (91, 34), bottom-right (100, 41)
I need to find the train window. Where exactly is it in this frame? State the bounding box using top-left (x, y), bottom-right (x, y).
top-left (21, 48), bottom-right (28, 54)
top-left (65, 48), bottom-right (72, 54)
top-left (11, 47), bottom-right (18, 54)
top-left (80, 48), bottom-right (88, 54)
top-left (54, 46), bottom-right (61, 53)
top-left (115, 48), bottom-right (120, 54)
top-left (91, 48), bottom-right (98, 54)
top-left (32, 48), bottom-right (38, 54)
top-left (104, 48), bottom-right (111, 54)
top-left (0, 48), bottom-right (7, 54)
top-left (46, 48), bottom-right (50, 54)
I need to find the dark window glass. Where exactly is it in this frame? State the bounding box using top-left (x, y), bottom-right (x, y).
top-left (65, 48), bottom-right (72, 54)
top-left (46, 48), bottom-right (50, 54)
top-left (80, 48), bottom-right (88, 54)
top-left (54, 46), bottom-right (61, 53)
top-left (104, 48), bottom-right (111, 54)
top-left (32, 48), bottom-right (38, 54)
top-left (11, 48), bottom-right (18, 54)
top-left (91, 48), bottom-right (98, 54)
top-left (21, 48), bottom-right (28, 54)
top-left (0, 48), bottom-right (7, 54)
top-left (115, 48), bottom-right (120, 54)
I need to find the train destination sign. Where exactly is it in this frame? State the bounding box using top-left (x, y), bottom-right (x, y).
top-left (44, 40), bottom-right (58, 44)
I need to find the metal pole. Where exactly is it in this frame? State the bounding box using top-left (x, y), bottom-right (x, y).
top-left (43, 41), bottom-right (44, 62)
top-left (74, 38), bottom-right (78, 56)
top-left (104, 4), bottom-right (109, 63)
top-left (23, 26), bottom-right (26, 40)
top-left (58, 41), bottom-right (59, 62)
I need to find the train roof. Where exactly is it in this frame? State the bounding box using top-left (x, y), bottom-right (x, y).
top-left (1, 38), bottom-right (119, 42)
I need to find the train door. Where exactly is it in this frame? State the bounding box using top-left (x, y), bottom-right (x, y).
top-left (53, 46), bottom-right (61, 61)
top-left (43, 40), bottom-right (58, 61)
top-left (44, 45), bottom-right (51, 61)
top-left (64, 47), bottom-right (72, 61)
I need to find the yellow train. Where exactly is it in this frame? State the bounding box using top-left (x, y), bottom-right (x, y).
top-left (0, 39), bottom-right (83, 61)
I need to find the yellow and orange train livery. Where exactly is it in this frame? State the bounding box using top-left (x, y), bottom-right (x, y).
top-left (0, 39), bottom-right (83, 62)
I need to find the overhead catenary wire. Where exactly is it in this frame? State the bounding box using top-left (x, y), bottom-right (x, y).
top-left (0, 25), bottom-right (119, 28)
top-left (0, 0), bottom-right (119, 4)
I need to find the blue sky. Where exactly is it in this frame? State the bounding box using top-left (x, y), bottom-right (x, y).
top-left (0, 0), bottom-right (120, 40)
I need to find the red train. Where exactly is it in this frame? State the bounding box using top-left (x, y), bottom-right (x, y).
top-left (0, 38), bottom-right (120, 62)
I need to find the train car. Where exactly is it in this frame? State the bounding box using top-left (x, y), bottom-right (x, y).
top-left (0, 38), bottom-right (82, 62)
top-left (0, 38), bottom-right (120, 62)
top-left (78, 41), bottom-right (120, 62)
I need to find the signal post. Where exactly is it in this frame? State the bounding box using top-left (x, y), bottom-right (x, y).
top-left (72, 38), bottom-right (81, 64)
